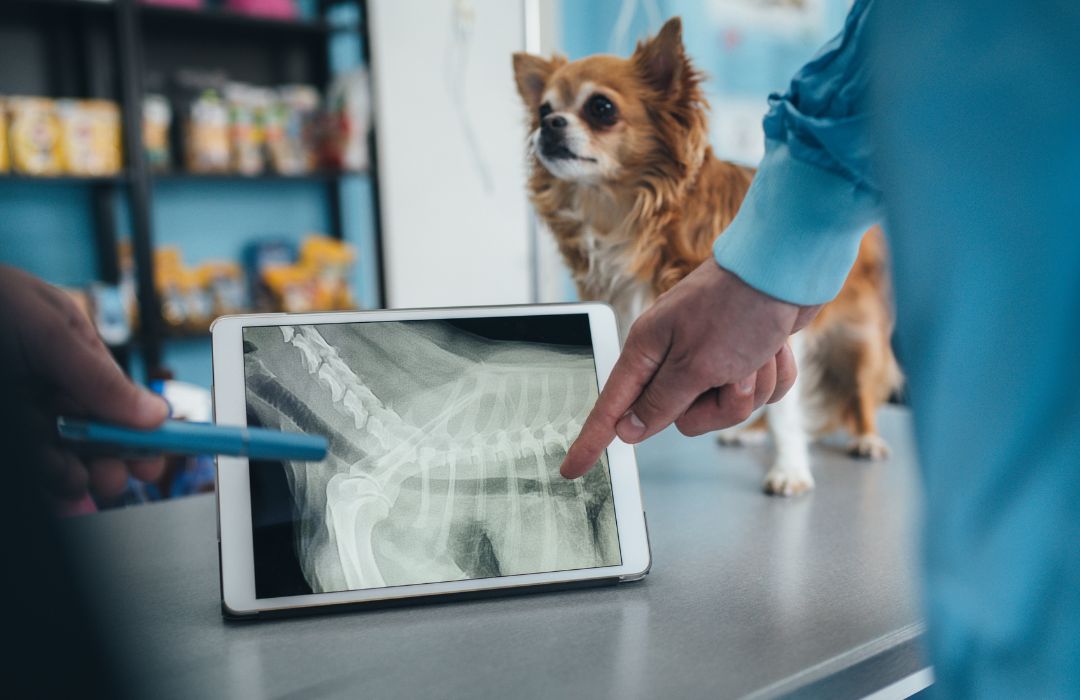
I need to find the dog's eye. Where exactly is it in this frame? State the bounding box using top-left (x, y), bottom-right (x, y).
top-left (586, 95), bottom-right (617, 125)
top-left (538, 103), bottom-right (553, 120)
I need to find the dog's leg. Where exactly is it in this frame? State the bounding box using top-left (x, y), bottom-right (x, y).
top-left (716, 413), bottom-right (769, 446)
top-left (763, 336), bottom-right (814, 496)
top-left (847, 374), bottom-right (890, 460)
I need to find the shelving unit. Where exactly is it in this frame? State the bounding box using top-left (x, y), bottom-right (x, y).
top-left (151, 171), bottom-right (344, 182)
top-left (139, 4), bottom-right (332, 34)
top-left (0, 0), bottom-right (385, 382)
top-left (0, 173), bottom-right (130, 183)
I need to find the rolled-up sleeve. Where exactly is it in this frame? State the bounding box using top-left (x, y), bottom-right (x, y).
top-left (713, 0), bottom-right (882, 306)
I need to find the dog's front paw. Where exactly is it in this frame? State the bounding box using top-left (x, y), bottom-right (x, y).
top-left (763, 465), bottom-right (815, 497)
top-left (848, 434), bottom-right (890, 460)
top-left (716, 428), bottom-right (768, 447)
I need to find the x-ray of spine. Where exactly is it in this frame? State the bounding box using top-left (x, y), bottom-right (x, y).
top-left (244, 321), bottom-right (620, 592)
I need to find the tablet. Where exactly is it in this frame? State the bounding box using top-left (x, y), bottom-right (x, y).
top-left (211, 304), bottom-right (650, 617)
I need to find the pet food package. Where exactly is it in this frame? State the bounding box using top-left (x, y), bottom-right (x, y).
top-left (184, 90), bottom-right (229, 174)
top-left (256, 235), bottom-right (357, 313)
top-left (244, 238), bottom-right (298, 311)
top-left (156, 247), bottom-right (188, 328)
top-left (299, 234), bottom-right (356, 310)
top-left (116, 241), bottom-right (141, 332)
top-left (0, 98), bottom-right (9, 173)
top-left (156, 247), bottom-right (213, 331)
top-left (178, 267), bottom-right (214, 329)
top-left (157, 248), bottom-right (251, 330)
top-left (174, 70), bottom-right (231, 173)
top-left (143, 94), bottom-right (172, 173)
top-left (7, 97), bottom-right (62, 176)
top-left (267, 85), bottom-right (320, 175)
top-left (57, 99), bottom-right (123, 176)
top-left (323, 68), bottom-right (371, 172)
top-left (89, 282), bottom-right (133, 347)
top-left (0, 102), bottom-right (8, 174)
top-left (225, 83), bottom-right (272, 176)
top-left (262, 264), bottom-right (316, 313)
top-left (199, 260), bottom-right (247, 316)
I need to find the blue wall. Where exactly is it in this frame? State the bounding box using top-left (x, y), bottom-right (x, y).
top-left (562, 0), bottom-right (850, 89)
top-left (0, 183), bottom-right (105, 286)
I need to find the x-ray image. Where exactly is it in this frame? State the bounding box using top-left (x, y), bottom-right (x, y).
top-left (243, 315), bottom-right (621, 599)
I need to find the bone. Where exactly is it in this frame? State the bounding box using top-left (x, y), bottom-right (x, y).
top-left (245, 320), bottom-right (621, 592)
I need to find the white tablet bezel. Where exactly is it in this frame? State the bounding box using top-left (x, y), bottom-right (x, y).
top-left (211, 303), bottom-right (650, 616)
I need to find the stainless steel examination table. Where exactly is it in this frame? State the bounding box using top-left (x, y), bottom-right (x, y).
top-left (64, 405), bottom-right (928, 699)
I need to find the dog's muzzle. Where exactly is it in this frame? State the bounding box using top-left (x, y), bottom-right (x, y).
top-left (539, 115), bottom-right (576, 160)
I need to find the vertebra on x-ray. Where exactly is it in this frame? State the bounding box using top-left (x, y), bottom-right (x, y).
top-left (244, 320), bottom-right (620, 592)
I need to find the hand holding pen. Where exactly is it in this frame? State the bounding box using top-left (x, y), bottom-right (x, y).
top-left (0, 265), bottom-right (326, 511)
top-left (1, 265), bottom-right (171, 505)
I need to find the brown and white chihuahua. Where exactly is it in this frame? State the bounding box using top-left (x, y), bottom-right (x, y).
top-left (513, 18), bottom-right (901, 495)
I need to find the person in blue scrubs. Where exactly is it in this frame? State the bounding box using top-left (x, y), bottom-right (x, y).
top-left (560, 1), bottom-right (1080, 695)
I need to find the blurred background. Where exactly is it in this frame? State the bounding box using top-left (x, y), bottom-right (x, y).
top-left (0, 0), bottom-right (850, 505)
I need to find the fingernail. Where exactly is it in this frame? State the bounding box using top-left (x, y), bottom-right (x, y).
top-left (139, 391), bottom-right (170, 420)
top-left (616, 411), bottom-right (646, 443)
top-left (737, 377), bottom-right (755, 396)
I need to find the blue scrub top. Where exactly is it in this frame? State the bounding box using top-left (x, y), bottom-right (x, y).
top-left (713, 1), bottom-right (1080, 696)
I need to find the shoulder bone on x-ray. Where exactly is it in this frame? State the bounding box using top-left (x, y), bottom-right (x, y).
top-left (244, 321), bottom-right (620, 592)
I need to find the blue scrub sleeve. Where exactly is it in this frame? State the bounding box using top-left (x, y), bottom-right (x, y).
top-left (713, 0), bottom-right (881, 306)
top-left (712, 140), bottom-right (879, 305)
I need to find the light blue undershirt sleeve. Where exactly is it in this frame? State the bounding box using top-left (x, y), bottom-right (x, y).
top-left (713, 0), bottom-right (881, 307)
top-left (713, 139), bottom-right (880, 306)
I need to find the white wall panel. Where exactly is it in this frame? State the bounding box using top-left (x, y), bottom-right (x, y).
top-left (369, 0), bottom-right (532, 307)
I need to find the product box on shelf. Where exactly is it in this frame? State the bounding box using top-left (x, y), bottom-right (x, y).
top-left (266, 85), bottom-right (320, 175)
top-left (7, 97), bottom-right (63, 176)
top-left (184, 90), bottom-right (230, 174)
top-left (57, 99), bottom-right (123, 176)
top-left (324, 69), bottom-right (371, 172)
top-left (156, 247), bottom-right (258, 331)
top-left (225, 83), bottom-right (272, 176)
top-left (143, 94), bottom-right (172, 173)
top-left (259, 234), bottom-right (356, 313)
top-left (0, 98), bottom-right (8, 174)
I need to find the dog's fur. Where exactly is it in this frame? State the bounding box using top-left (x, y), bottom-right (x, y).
top-left (513, 18), bottom-right (901, 495)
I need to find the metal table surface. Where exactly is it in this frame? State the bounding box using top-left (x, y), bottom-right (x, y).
top-left (66, 405), bottom-right (926, 699)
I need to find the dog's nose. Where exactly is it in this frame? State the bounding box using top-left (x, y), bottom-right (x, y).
top-left (542, 114), bottom-right (568, 131)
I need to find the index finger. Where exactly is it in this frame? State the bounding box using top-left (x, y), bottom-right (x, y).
top-left (560, 328), bottom-right (668, 479)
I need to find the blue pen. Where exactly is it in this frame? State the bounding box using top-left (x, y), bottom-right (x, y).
top-left (56, 417), bottom-right (328, 462)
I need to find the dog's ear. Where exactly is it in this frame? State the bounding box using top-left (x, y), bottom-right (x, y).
top-left (632, 17), bottom-right (690, 94)
top-left (512, 53), bottom-right (563, 109)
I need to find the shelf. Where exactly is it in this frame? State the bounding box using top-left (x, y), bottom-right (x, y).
top-left (0, 0), bottom-right (116, 14)
top-left (152, 171), bottom-right (351, 183)
top-left (164, 328), bottom-right (211, 342)
top-left (138, 4), bottom-right (330, 37)
top-left (0, 173), bottom-right (129, 185)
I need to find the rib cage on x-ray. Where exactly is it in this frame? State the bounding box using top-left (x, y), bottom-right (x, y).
top-left (244, 321), bottom-right (620, 593)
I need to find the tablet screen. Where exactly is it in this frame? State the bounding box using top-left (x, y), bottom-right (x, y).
top-left (242, 314), bottom-right (621, 599)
